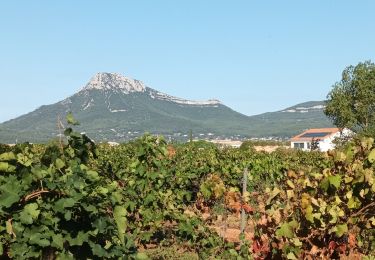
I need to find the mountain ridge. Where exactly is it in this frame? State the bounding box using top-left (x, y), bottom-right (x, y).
top-left (0, 73), bottom-right (333, 143)
top-left (76, 72), bottom-right (222, 107)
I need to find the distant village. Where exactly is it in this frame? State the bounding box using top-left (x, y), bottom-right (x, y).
top-left (101, 127), bottom-right (351, 153)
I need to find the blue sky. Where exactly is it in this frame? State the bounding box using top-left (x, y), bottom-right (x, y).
top-left (1, 1), bottom-right (374, 123)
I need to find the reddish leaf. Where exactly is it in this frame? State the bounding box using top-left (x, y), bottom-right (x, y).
top-left (252, 239), bottom-right (262, 253)
top-left (242, 203), bottom-right (254, 214)
top-left (348, 233), bottom-right (356, 248)
top-left (252, 238), bottom-right (270, 255)
top-left (337, 244), bottom-right (346, 254)
top-left (329, 241), bottom-right (337, 250)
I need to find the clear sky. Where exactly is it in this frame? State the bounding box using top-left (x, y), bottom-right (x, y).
top-left (1, 1), bottom-right (374, 123)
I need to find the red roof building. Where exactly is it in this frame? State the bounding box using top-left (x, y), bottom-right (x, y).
top-left (290, 128), bottom-right (350, 151)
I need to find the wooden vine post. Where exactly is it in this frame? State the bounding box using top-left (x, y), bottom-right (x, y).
top-left (240, 167), bottom-right (248, 235)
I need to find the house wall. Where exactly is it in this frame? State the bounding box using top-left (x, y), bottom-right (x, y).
top-left (290, 141), bottom-right (310, 151)
top-left (318, 138), bottom-right (334, 152)
top-left (291, 140), bottom-right (329, 151)
top-left (291, 129), bottom-right (352, 152)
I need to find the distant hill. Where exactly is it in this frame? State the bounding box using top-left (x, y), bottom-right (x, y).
top-left (247, 101), bottom-right (333, 137)
top-left (0, 73), bottom-right (333, 143)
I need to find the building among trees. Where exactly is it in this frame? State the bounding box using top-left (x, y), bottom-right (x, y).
top-left (290, 128), bottom-right (351, 151)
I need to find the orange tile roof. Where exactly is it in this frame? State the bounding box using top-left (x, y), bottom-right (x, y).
top-left (290, 128), bottom-right (340, 142)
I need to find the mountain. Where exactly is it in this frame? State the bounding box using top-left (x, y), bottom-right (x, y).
top-left (0, 73), bottom-right (253, 143)
top-left (0, 73), bottom-right (333, 143)
top-left (247, 101), bottom-right (333, 137)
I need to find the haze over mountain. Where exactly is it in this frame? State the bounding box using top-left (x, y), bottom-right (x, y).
top-left (0, 73), bottom-right (333, 143)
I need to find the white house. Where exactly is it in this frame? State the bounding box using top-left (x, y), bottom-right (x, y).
top-left (290, 128), bottom-right (351, 152)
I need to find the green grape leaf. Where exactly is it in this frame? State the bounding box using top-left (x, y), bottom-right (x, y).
top-left (328, 175), bottom-right (341, 189)
top-left (69, 232), bottom-right (88, 246)
top-left (29, 232), bottom-right (50, 247)
top-left (135, 252), bottom-right (150, 260)
top-left (0, 177), bottom-right (22, 208)
top-left (54, 198), bottom-right (76, 212)
top-left (86, 170), bottom-right (100, 181)
top-left (90, 242), bottom-right (107, 257)
top-left (114, 206), bottom-right (127, 244)
top-left (276, 221), bottom-right (297, 238)
top-left (55, 158), bottom-right (65, 169)
top-left (20, 203), bottom-right (40, 224)
top-left (320, 177), bottom-right (330, 192)
top-left (51, 234), bottom-right (64, 249)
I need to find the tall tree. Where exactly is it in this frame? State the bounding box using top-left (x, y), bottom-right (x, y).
top-left (325, 61), bottom-right (375, 136)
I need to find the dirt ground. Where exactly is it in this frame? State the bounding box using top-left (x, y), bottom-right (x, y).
top-left (254, 145), bottom-right (289, 152)
top-left (211, 213), bottom-right (254, 243)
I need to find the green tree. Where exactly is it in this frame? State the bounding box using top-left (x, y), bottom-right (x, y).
top-left (325, 60), bottom-right (375, 136)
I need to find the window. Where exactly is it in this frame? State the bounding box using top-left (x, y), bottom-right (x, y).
top-left (307, 142), bottom-right (311, 149)
top-left (293, 143), bottom-right (304, 149)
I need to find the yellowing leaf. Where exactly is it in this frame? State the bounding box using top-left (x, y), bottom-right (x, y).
top-left (0, 152), bottom-right (16, 161)
top-left (347, 196), bottom-right (361, 209)
top-left (287, 170), bottom-right (297, 178)
top-left (6, 219), bottom-right (15, 237)
top-left (266, 187), bottom-right (281, 205)
top-left (287, 190), bottom-right (295, 199)
top-left (292, 238), bottom-right (302, 247)
top-left (311, 197), bottom-right (320, 207)
top-left (359, 189), bottom-right (368, 198)
top-left (344, 176), bottom-right (353, 184)
top-left (0, 162), bottom-right (9, 172)
top-left (368, 149), bottom-right (375, 163)
top-left (369, 217), bottom-right (375, 226)
top-left (335, 223), bottom-right (348, 237)
top-left (301, 193), bottom-right (310, 209)
top-left (305, 205), bottom-right (314, 223)
top-left (287, 252), bottom-right (297, 259)
top-left (361, 138), bottom-right (374, 150)
top-left (287, 180), bottom-right (295, 189)
top-left (135, 253), bottom-right (150, 260)
top-left (335, 151), bottom-right (347, 162)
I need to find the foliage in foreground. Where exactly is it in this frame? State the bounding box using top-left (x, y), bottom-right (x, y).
top-left (248, 138), bottom-right (375, 259)
top-left (0, 124), bottom-right (138, 258)
top-left (0, 121), bottom-right (229, 258)
top-left (0, 117), bottom-right (374, 258)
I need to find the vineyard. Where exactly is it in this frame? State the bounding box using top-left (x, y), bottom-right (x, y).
top-left (0, 117), bottom-right (374, 259)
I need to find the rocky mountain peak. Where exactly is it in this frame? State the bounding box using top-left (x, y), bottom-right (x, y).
top-left (81, 72), bottom-right (146, 93)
